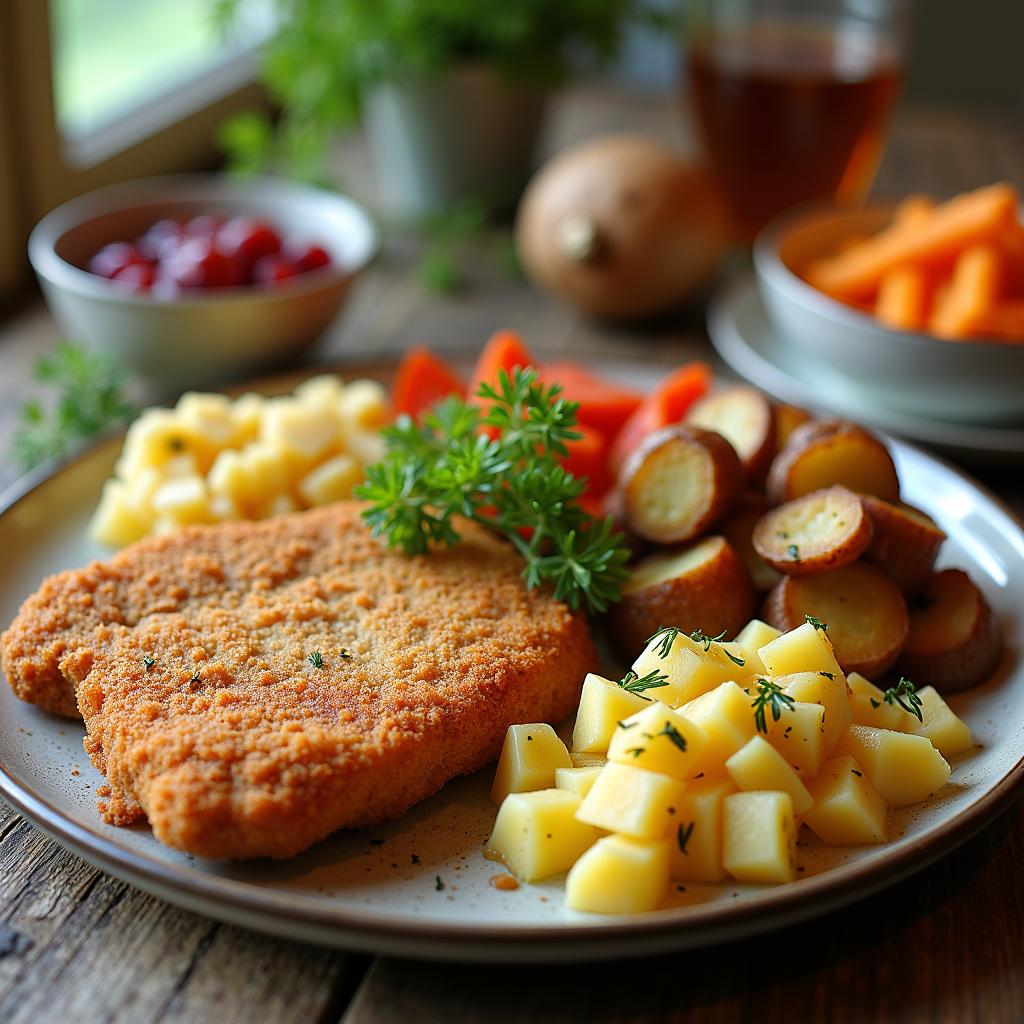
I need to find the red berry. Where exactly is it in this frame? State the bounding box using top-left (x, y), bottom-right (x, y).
top-left (137, 219), bottom-right (183, 260)
top-left (252, 254), bottom-right (297, 285)
top-left (112, 261), bottom-right (156, 291)
top-left (287, 243), bottom-right (332, 274)
top-left (184, 213), bottom-right (224, 239)
top-left (164, 237), bottom-right (241, 289)
top-left (217, 217), bottom-right (281, 272)
top-left (88, 242), bottom-right (144, 279)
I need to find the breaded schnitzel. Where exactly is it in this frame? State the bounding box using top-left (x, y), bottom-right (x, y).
top-left (1, 502), bottom-right (594, 859)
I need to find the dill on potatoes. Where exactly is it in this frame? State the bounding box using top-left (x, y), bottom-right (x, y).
top-left (356, 367), bottom-right (630, 613)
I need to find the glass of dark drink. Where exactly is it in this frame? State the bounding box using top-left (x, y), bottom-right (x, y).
top-left (686, 0), bottom-right (910, 240)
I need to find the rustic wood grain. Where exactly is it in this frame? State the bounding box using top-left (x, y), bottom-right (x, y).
top-left (1, 86), bottom-right (1023, 1023)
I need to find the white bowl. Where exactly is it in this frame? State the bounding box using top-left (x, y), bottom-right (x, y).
top-left (753, 203), bottom-right (1024, 425)
top-left (29, 175), bottom-right (379, 394)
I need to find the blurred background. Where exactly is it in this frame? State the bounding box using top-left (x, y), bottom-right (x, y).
top-left (1, 0), bottom-right (1021, 309)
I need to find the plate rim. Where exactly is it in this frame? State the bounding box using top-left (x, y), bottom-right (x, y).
top-left (3, 363), bottom-right (1024, 958)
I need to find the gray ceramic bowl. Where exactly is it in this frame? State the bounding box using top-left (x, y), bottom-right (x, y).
top-left (754, 203), bottom-right (1024, 426)
top-left (29, 175), bottom-right (379, 393)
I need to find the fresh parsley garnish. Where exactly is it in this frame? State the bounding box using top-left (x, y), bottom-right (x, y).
top-left (142, 655), bottom-right (155, 671)
top-left (688, 628), bottom-right (745, 667)
top-left (880, 677), bottom-right (924, 722)
top-left (307, 651), bottom-right (324, 669)
top-left (677, 822), bottom-right (695, 855)
top-left (12, 342), bottom-right (136, 471)
top-left (656, 721), bottom-right (687, 752)
top-left (617, 669), bottom-right (669, 700)
top-left (805, 615), bottom-right (829, 633)
top-left (356, 367), bottom-right (630, 614)
top-left (751, 678), bottom-right (796, 734)
top-left (646, 626), bottom-right (681, 659)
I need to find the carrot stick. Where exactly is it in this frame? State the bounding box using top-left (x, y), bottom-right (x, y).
top-left (807, 182), bottom-right (1019, 302)
top-left (964, 301), bottom-right (1024, 342)
top-left (929, 245), bottom-right (1004, 339)
top-left (876, 267), bottom-right (931, 331)
top-left (892, 194), bottom-right (936, 228)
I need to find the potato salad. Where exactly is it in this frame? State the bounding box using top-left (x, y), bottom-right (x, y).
top-left (90, 375), bottom-right (389, 546)
top-left (487, 618), bottom-right (972, 914)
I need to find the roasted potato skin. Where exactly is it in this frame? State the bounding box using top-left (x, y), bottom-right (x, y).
top-left (686, 386), bottom-right (776, 483)
top-left (606, 535), bottom-right (756, 657)
top-left (773, 404), bottom-right (813, 454)
top-left (752, 485), bottom-right (873, 575)
top-left (861, 497), bottom-right (947, 597)
top-left (766, 420), bottom-right (901, 505)
top-left (621, 425), bottom-right (744, 544)
top-left (762, 562), bottom-right (909, 678)
top-left (897, 569), bottom-right (1003, 692)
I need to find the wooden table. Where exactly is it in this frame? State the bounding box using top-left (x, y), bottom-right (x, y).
top-left (1, 86), bottom-right (1023, 1024)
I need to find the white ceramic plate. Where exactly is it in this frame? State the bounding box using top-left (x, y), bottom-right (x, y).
top-left (708, 275), bottom-right (1024, 463)
top-left (1, 363), bottom-right (1023, 963)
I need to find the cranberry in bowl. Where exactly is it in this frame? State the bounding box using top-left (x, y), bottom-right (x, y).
top-left (29, 175), bottom-right (379, 393)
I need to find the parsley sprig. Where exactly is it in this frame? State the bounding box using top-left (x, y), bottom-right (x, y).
top-left (751, 678), bottom-right (796, 734)
top-left (873, 677), bottom-right (924, 722)
top-left (356, 367), bottom-right (630, 613)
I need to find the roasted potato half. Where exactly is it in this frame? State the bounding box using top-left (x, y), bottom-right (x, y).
top-left (719, 493), bottom-right (781, 592)
top-left (773, 403), bottom-right (813, 454)
top-left (686, 386), bottom-right (776, 482)
top-left (862, 497), bottom-right (947, 596)
top-left (898, 569), bottom-right (1003, 692)
top-left (752, 486), bottom-right (873, 575)
top-left (763, 562), bottom-right (909, 678)
top-left (767, 420), bottom-right (900, 505)
top-left (606, 535), bottom-right (756, 656)
top-left (620, 425), bottom-right (744, 544)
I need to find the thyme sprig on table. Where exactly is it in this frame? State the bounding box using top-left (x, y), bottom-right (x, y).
top-left (356, 367), bottom-right (631, 614)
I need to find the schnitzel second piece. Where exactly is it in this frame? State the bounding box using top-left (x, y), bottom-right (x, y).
top-left (2, 503), bottom-right (594, 859)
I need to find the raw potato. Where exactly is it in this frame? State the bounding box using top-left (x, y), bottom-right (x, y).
top-left (766, 420), bottom-right (900, 505)
top-left (607, 536), bottom-right (756, 656)
top-left (897, 569), bottom-right (1003, 692)
top-left (763, 563), bottom-right (909, 678)
top-left (620, 425), bottom-right (744, 544)
top-left (686, 387), bottom-right (776, 481)
top-left (773, 404), bottom-right (813, 453)
top-left (861, 497), bottom-right (946, 596)
top-left (752, 486), bottom-right (873, 574)
top-left (720, 496), bottom-right (782, 592)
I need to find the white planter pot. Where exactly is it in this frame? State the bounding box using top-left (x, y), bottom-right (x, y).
top-left (363, 66), bottom-right (547, 221)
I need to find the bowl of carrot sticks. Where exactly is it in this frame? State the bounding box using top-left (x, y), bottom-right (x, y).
top-left (754, 182), bottom-right (1024, 425)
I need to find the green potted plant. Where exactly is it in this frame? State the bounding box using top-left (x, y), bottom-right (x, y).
top-left (218, 0), bottom-right (667, 220)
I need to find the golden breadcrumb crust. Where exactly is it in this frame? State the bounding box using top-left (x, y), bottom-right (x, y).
top-left (2, 502), bottom-right (593, 859)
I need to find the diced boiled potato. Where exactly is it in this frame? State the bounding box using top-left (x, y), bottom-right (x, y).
top-left (571, 673), bottom-right (651, 754)
top-left (765, 700), bottom-right (826, 777)
top-left (735, 619), bottom-right (782, 675)
top-left (298, 454), bottom-right (362, 506)
top-left (911, 686), bottom-right (974, 758)
top-left (209, 494), bottom-right (241, 521)
top-left (342, 430), bottom-right (387, 467)
top-left (338, 379), bottom-right (390, 430)
top-left (491, 724), bottom-right (571, 803)
top-left (176, 392), bottom-right (238, 448)
top-left (837, 724), bottom-right (951, 807)
top-left (847, 672), bottom-right (919, 732)
top-left (235, 441), bottom-right (292, 502)
top-left (123, 467), bottom-right (162, 517)
top-left (681, 681), bottom-right (756, 775)
top-left (723, 791), bottom-right (797, 884)
top-left (487, 789), bottom-right (598, 882)
top-left (804, 755), bottom-right (887, 845)
top-left (260, 398), bottom-right (339, 462)
top-left (257, 493), bottom-right (298, 518)
top-left (575, 762), bottom-right (685, 840)
top-left (150, 475), bottom-right (212, 525)
top-left (89, 480), bottom-right (150, 547)
top-left (570, 752), bottom-right (607, 769)
top-left (294, 374), bottom-right (345, 405)
top-left (781, 671), bottom-right (852, 754)
top-left (759, 621), bottom-right (843, 679)
top-left (669, 777), bottom-right (735, 882)
top-left (207, 449), bottom-right (249, 503)
top-left (161, 453), bottom-right (201, 479)
top-left (565, 835), bottom-right (670, 914)
top-left (117, 409), bottom-right (209, 476)
top-left (607, 702), bottom-right (708, 780)
top-left (554, 766), bottom-right (603, 797)
top-left (632, 630), bottom-right (737, 708)
top-left (232, 392), bottom-right (266, 441)
top-left (725, 736), bottom-right (812, 815)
